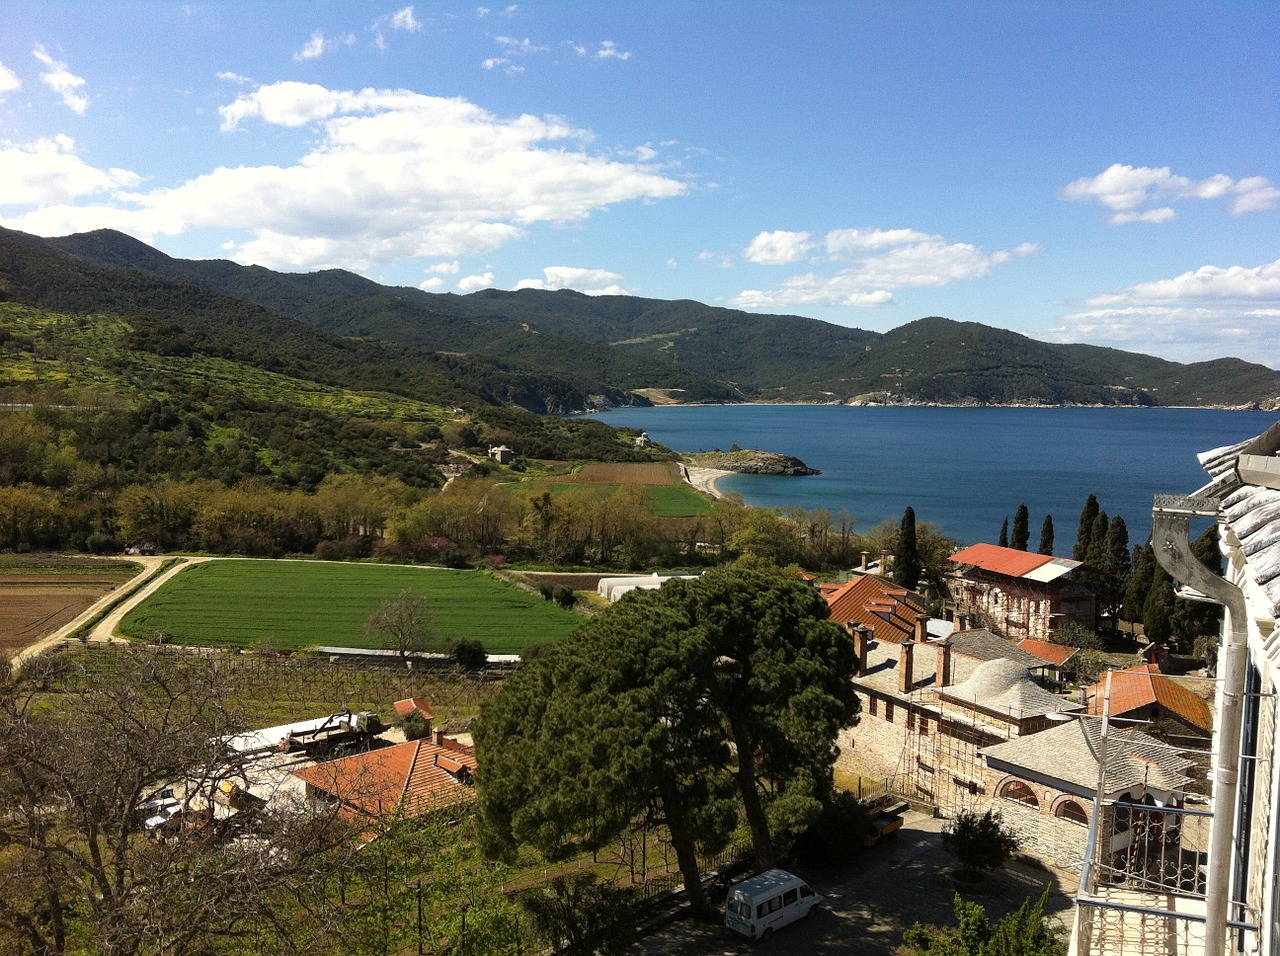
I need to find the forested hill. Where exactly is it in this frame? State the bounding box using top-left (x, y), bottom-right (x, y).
top-left (13, 226), bottom-right (1280, 410)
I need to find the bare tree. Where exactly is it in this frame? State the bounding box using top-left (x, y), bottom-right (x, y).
top-left (0, 651), bottom-right (359, 956)
top-left (363, 588), bottom-right (435, 659)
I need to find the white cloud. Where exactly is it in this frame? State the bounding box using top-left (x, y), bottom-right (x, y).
top-left (743, 230), bottom-right (813, 265)
top-left (391, 6), bottom-right (423, 31)
top-left (1063, 163), bottom-right (1280, 223)
top-left (0, 61), bottom-right (20, 98)
top-left (418, 276), bottom-right (444, 289)
top-left (294, 31), bottom-right (332, 61)
top-left (1085, 258), bottom-right (1280, 307)
top-left (515, 265), bottom-right (627, 294)
top-left (594, 41), bottom-right (632, 60)
top-left (4, 82), bottom-right (686, 273)
top-left (1051, 258), bottom-right (1280, 366)
top-left (1049, 305), bottom-right (1280, 367)
top-left (826, 227), bottom-right (937, 255)
top-left (32, 45), bottom-right (88, 114)
top-left (217, 71), bottom-right (253, 84)
top-left (733, 228), bottom-right (1036, 309)
top-left (0, 135), bottom-right (141, 205)
top-left (494, 36), bottom-right (547, 54)
top-left (458, 272), bottom-right (494, 291)
top-left (427, 260), bottom-right (460, 274)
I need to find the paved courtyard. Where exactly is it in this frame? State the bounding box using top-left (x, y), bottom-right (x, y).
top-left (631, 811), bottom-right (1079, 955)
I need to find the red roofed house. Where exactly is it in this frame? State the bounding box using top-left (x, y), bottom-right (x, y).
top-left (1084, 663), bottom-right (1214, 747)
top-left (825, 574), bottom-right (930, 645)
top-left (1016, 638), bottom-right (1081, 683)
top-left (946, 542), bottom-right (1096, 641)
top-left (293, 729), bottom-right (477, 819)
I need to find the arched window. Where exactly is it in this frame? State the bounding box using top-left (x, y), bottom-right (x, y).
top-left (998, 780), bottom-right (1039, 807)
top-left (1055, 800), bottom-right (1088, 826)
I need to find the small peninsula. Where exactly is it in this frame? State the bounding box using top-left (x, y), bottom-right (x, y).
top-left (684, 449), bottom-right (820, 476)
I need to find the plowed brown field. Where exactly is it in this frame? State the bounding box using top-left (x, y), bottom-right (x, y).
top-left (0, 573), bottom-right (131, 656)
top-left (559, 462), bottom-right (680, 485)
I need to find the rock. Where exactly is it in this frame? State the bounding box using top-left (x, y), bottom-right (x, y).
top-left (685, 449), bottom-right (820, 476)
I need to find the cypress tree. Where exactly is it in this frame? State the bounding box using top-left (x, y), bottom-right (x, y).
top-left (1038, 514), bottom-right (1054, 555)
top-left (998, 517), bottom-right (1009, 548)
top-left (1085, 510), bottom-right (1110, 569)
top-left (1011, 503), bottom-right (1030, 551)
top-left (1123, 543), bottom-right (1155, 624)
top-left (1143, 563), bottom-right (1176, 644)
top-left (894, 506), bottom-right (923, 590)
top-left (1074, 494), bottom-right (1100, 561)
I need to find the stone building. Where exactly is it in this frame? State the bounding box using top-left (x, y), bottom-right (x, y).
top-left (946, 542), bottom-right (1096, 640)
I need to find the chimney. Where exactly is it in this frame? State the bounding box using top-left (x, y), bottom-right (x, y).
top-left (435, 728), bottom-right (446, 747)
top-left (914, 612), bottom-right (928, 644)
top-left (899, 640), bottom-right (916, 694)
top-left (860, 551), bottom-right (870, 572)
top-left (936, 638), bottom-right (953, 688)
top-left (955, 612), bottom-right (968, 632)
top-left (851, 623), bottom-right (870, 677)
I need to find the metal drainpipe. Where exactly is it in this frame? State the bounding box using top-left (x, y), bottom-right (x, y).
top-left (1151, 494), bottom-right (1248, 956)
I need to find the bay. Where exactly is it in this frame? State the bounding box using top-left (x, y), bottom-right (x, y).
top-left (589, 405), bottom-right (1278, 549)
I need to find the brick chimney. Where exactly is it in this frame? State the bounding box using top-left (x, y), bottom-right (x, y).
top-left (914, 612), bottom-right (928, 644)
top-left (860, 551), bottom-right (870, 572)
top-left (851, 623), bottom-right (870, 677)
top-left (899, 640), bottom-right (915, 694)
top-left (434, 728), bottom-right (446, 747)
top-left (955, 611), bottom-right (968, 632)
top-left (936, 637), bottom-right (953, 688)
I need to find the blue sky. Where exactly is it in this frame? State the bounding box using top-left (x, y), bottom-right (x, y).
top-left (2, 1), bottom-right (1278, 367)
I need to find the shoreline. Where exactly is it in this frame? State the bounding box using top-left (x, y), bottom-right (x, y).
top-left (682, 465), bottom-right (735, 499)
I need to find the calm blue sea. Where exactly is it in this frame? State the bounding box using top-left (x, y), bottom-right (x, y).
top-left (590, 406), bottom-right (1277, 548)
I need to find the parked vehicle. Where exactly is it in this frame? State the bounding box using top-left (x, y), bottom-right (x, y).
top-left (724, 868), bottom-right (820, 940)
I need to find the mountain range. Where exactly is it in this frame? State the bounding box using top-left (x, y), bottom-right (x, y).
top-left (3, 226), bottom-right (1278, 414)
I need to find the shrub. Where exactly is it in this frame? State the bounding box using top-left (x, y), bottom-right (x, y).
top-left (451, 638), bottom-right (488, 670)
top-left (792, 790), bottom-right (872, 867)
top-left (942, 809), bottom-right (1021, 877)
top-left (401, 709), bottom-right (432, 741)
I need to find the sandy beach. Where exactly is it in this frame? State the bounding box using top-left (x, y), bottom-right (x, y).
top-left (682, 465), bottom-right (735, 499)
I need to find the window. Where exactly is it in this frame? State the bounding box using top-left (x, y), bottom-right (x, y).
top-left (907, 710), bottom-right (915, 731)
top-left (782, 888), bottom-right (798, 906)
top-left (869, 696), bottom-right (878, 717)
top-left (920, 718), bottom-right (930, 736)
top-left (886, 701), bottom-right (895, 723)
top-left (799, 884), bottom-right (814, 898)
top-left (1056, 801), bottom-right (1088, 826)
top-left (998, 780), bottom-right (1039, 807)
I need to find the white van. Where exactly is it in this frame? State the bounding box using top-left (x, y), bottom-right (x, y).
top-left (724, 868), bottom-right (820, 940)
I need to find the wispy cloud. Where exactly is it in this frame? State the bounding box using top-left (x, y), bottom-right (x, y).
top-left (0, 81), bottom-right (687, 269)
top-left (593, 40), bottom-right (632, 60)
top-left (32, 44), bottom-right (88, 114)
top-left (515, 266), bottom-right (627, 295)
top-left (1052, 258), bottom-right (1280, 366)
top-left (733, 227), bottom-right (1036, 309)
top-left (0, 60), bottom-right (20, 99)
top-left (390, 6), bottom-right (423, 32)
top-left (1063, 163), bottom-right (1280, 223)
top-left (294, 31), bottom-right (331, 61)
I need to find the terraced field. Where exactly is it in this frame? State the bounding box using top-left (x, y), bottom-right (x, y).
top-left (118, 559), bottom-right (583, 653)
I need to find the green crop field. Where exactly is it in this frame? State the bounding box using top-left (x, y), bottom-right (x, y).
top-left (545, 482), bottom-right (711, 517)
top-left (118, 560), bottom-right (583, 653)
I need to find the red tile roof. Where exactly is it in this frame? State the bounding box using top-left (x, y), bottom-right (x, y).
top-left (825, 574), bottom-right (928, 644)
top-left (294, 737), bottom-right (476, 817)
top-left (1085, 664), bottom-right (1213, 734)
top-left (1016, 638), bottom-right (1080, 667)
top-left (949, 542), bottom-right (1056, 577)
top-left (393, 697), bottom-right (435, 720)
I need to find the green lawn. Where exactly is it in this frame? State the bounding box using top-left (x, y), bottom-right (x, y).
top-left (546, 481), bottom-right (712, 517)
top-left (118, 560), bottom-right (583, 653)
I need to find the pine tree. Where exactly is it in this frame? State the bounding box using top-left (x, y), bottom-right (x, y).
top-left (1011, 503), bottom-right (1030, 551)
top-left (1038, 514), bottom-right (1055, 555)
top-left (894, 506), bottom-right (923, 589)
top-left (998, 516), bottom-right (1009, 548)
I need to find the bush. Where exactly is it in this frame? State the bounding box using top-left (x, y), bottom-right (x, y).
top-left (451, 638), bottom-right (488, 670)
top-left (401, 709), bottom-right (432, 741)
top-left (518, 873), bottom-right (636, 955)
top-left (942, 809), bottom-right (1021, 877)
